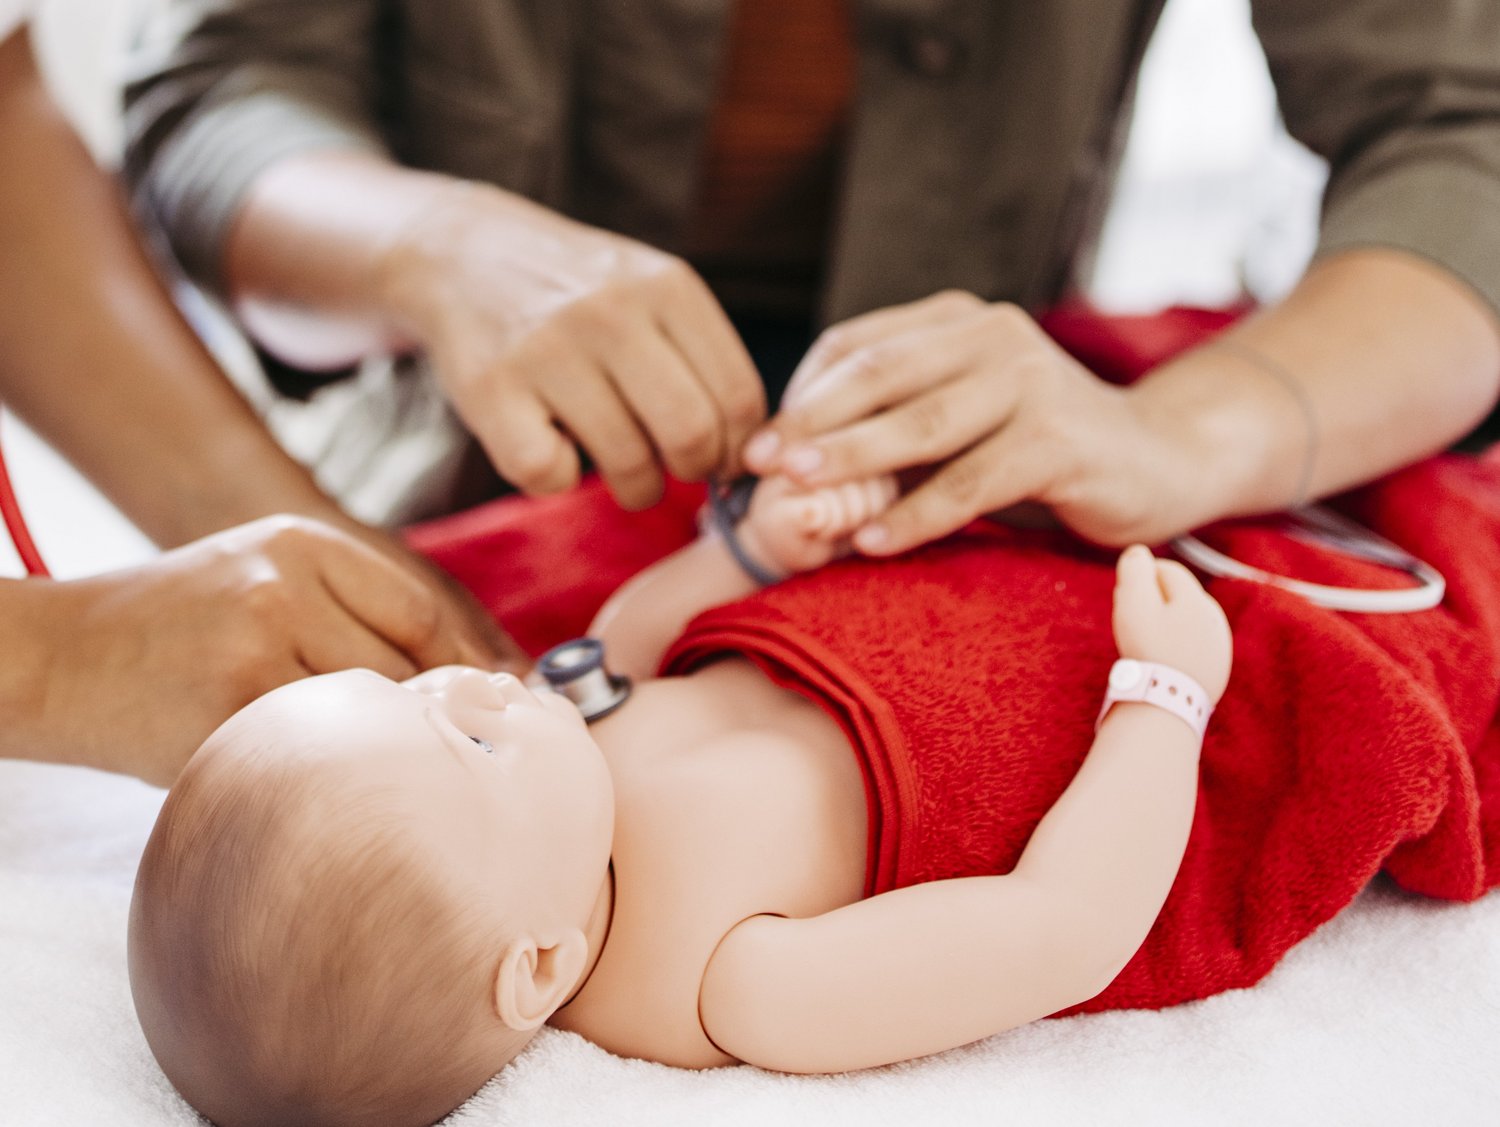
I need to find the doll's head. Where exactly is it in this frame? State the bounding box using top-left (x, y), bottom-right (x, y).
top-left (129, 668), bottom-right (615, 1127)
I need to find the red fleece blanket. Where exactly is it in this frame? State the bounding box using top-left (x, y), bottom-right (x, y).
top-left (408, 308), bottom-right (1500, 1012)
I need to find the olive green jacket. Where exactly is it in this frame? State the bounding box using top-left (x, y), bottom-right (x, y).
top-left (123, 0), bottom-right (1500, 324)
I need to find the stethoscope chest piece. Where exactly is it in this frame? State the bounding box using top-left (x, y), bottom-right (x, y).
top-left (537, 637), bottom-right (632, 723)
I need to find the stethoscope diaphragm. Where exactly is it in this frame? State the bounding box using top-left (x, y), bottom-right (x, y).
top-left (536, 637), bottom-right (632, 723)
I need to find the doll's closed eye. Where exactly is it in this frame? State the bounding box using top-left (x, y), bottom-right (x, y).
top-left (469, 737), bottom-right (494, 754)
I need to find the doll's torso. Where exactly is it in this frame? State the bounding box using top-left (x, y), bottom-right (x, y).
top-left (548, 657), bottom-right (866, 1066)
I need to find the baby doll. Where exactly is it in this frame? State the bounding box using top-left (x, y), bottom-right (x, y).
top-left (129, 476), bottom-right (1231, 1127)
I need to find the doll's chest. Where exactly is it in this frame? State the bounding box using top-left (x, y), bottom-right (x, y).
top-left (554, 662), bottom-right (869, 1065)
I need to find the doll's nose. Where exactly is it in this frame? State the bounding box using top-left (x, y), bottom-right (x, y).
top-left (440, 667), bottom-right (513, 711)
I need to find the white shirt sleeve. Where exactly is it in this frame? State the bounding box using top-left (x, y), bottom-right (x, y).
top-left (0, 0), bottom-right (31, 44)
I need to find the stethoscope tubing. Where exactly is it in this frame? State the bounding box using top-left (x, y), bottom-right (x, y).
top-left (1170, 505), bottom-right (1444, 614)
top-left (0, 408), bottom-right (50, 578)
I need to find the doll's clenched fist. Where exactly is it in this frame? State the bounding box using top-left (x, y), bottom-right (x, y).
top-left (737, 475), bottom-right (899, 579)
top-left (1111, 545), bottom-right (1232, 702)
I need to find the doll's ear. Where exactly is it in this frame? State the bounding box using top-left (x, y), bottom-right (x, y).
top-left (493, 930), bottom-right (589, 1031)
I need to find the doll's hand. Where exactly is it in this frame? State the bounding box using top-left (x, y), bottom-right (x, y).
top-left (736, 475), bottom-right (899, 579)
top-left (1111, 545), bottom-right (1232, 702)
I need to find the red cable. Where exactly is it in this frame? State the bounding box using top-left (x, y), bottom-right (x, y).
top-left (0, 412), bottom-right (51, 578)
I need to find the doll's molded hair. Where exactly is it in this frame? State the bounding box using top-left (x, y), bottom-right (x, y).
top-left (129, 735), bottom-right (526, 1127)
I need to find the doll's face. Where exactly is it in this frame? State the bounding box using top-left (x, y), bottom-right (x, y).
top-left (131, 669), bottom-right (616, 1124)
top-left (226, 666), bottom-right (616, 925)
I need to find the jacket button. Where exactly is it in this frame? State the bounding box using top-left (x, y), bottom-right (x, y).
top-left (903, 30), bottom-right (965, 78)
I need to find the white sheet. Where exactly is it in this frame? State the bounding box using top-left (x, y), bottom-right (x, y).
top-left (3, 757), bottom-right (1497, 1127)
top-left (0, 0), bottom-right (30, 43)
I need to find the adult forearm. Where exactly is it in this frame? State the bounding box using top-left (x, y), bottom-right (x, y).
top-left (224, 151), bottom-right (474, 368)
top-left (1133, 248), bottom-right (1500, 528)
top-left (0, 34), bottom-right (346, 548)
top-left (227, 142), bottom-right (768, 506)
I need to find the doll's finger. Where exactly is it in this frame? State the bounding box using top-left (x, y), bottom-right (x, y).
top-left (823, 478), bottom-right (890, 534)
top-left (1116, 544), bottom-right (1161, 603)
top-left (1154, 559), bottom-right (1203, 603)
top-left (796, 497), bottom-right (831, 533)
top-left (844, 479), bottom-right (886, 527)
top-left (798, 484), bottom-right (865, 537)
top-left (869, 474), bottom-right (900, 516)
top-left (836, 482), bottom-right (870, 528)
top-left (845, 477), bottom-right (900, 537)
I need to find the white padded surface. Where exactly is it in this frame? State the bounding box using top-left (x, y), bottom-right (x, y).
top-left (2, 758), bottom-right (1497, 1126)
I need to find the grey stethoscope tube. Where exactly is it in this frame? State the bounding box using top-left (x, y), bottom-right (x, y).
top-left (1170, 505), bottom-right (1445, 614)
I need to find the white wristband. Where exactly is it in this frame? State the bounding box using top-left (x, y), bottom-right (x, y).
top-left (1096, 659), bottom-right (1213, 742)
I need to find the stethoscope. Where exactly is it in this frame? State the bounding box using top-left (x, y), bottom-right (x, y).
top-left (535, 637), bottom-right (633, 723)
top-left (1168, 506), bottom-right (1445, 614)
top-left (0, 410), bottom-right (50, 578)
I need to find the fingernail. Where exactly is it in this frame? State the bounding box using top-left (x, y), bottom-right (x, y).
top-left (744, 431), bottom-right (780, 470)
top-left (784, 445), bottom-right (825, 479)
top-left (854, 524), bottom-right (890, 553)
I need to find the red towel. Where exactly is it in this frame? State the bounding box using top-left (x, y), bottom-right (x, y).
top-left (662, 466), bottom-right (1500, 1011)
top-left (407, 308), bottom-right (1500, 1013)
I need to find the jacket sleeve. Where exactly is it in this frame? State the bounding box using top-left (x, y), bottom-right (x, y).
top-left (1252, 0), bottom-right (1500, 317)
top-left (122, 0), bottom-right (390, 293)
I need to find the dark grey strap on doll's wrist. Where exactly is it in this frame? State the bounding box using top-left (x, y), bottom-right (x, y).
top-left (705, 476), bottom-right (783, 587)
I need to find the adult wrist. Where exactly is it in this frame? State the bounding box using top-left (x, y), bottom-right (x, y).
top-left (368, 177), bottom-right (479, 339)
top-left (1126, 350), bottom-right (1285, 532)
top-left (371, 174), bottom-right (553, 350)
top-left (130, 433), bottom-right (352, 549)
top-left (0, 579), bottom-right (67, 763)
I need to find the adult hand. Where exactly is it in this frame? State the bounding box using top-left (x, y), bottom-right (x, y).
top-left (743, 292), bottom-right (1208, 553)
top-left (1, 515), bottom-right (517, 787)
top-left (344, 520), bottom-right (526, 678)
top-left (379, 185), bottom-right (766, 510)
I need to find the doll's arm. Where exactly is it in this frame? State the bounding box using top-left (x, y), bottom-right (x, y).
top-left (588, 535), bottom-right (762, 682)
top-left (588, 476), bottom-right (896, 680)
top-left (698, 548), bottom-right (1232, 1072)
